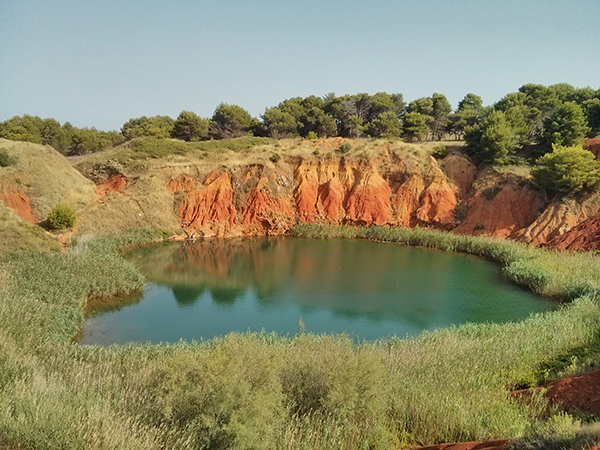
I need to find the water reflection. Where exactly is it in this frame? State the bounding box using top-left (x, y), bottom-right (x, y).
top-left (127, 238), bottom-right (541, 320)
top-left (80, 238), bottom-right (554, 345)
top-left (171, 286), bottom-right (203, 308)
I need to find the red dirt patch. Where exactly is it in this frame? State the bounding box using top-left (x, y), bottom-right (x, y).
top-left (344, 163), bottom-right (393, 225)
top-left (513, 370), bottom-right (600, 416)
top-left (241, 177), bottom-right (295, 227)
top-left (415, 164), bottom-right (457, 229)
top-left (96, 174), bottom-right (127, 197)
top-left (418, 371), bottom-right (600, 450)
top-left (453, 182), bottom-right (545, 239)
top-left (393, 173), bottom-right (425, 227)
top-left (585, 138), bottom-right (600, 159)
top-left (542, 369), bottom-right (600, 415)
top-left (167, 175), bottom-right (196, 193)
top-left (293, 161), bottom-right (320, 222)
top-left (179, 172), bottom-right (236, 229)
top-left (0, 189), bottom-right (36, 223)
top-left (414, 439), bottom-right (510, 450)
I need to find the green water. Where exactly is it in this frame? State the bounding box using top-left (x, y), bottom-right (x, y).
top-left (79, 237), bottom-right (553, 345)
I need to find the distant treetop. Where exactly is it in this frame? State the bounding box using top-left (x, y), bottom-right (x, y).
top-left (1, 83), bottom-right (598, 157)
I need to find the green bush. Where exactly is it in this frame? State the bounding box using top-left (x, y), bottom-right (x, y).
top-left (338, 142), bottom-right (352, 154)
top-left (269, 152), bottom-right (281, 163)
top-left (531, 144), bottom-right (600, 195)
top-left (432, 143), bottom-right (448, 159)
top-left (0, 148), bottom-right (17, 167)
top-left (46, 204), bottom-right (76, 230)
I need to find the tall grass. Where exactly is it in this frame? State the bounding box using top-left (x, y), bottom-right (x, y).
top-left (0, 226), bottom-right (599, 448)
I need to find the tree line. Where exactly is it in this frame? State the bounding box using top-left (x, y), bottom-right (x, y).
top-left (0, 83), bottom-right (598, 160)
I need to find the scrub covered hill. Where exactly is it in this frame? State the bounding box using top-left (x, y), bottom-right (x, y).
top-left (2, 136), bottom-right (600, 252)
top-left (73, 136), bottom-right (600, 252)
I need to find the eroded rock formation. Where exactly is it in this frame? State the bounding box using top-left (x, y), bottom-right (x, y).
top-left (0, 187), bottom-right (36, 223)
top-left (160, 152), bottom-right (600, 248)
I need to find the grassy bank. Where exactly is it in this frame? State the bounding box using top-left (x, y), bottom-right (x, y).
top-left (0, 227), bottom-right (599, 449)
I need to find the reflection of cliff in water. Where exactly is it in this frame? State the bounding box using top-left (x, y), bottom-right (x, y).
top-left (128, 238), bottom-right (287, 305)
top-left (80, 238), bottom-right (552, 345)
top-left (84, 291), bottom-right (144, 316)
top-left (125, 238), bottom-right (463, 318)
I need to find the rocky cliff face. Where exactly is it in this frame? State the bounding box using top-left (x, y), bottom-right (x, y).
top-left (4, 139), bottom-right (598, 251)
top-left (158, 152), bottom-right (599, 249)
top-left (168, 155), bottom-right (465, 237)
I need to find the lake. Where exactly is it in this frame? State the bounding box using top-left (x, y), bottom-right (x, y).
top-left (78, 237), bottom-right (553, 345)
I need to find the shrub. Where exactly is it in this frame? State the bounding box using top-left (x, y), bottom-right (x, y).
top-left (46, 204), bottom-right (76, 230)
top-left (130, 137), bottom-right (189, 159)
top-left (531, 144), bottom-right (600, 195)
top-left (432, 143), bottom-right (448, 159)
top-left (269, 152), bottom-right (281, 163)
top-left (338, 142), bottom-right (352, 154)
top-left (0, 148), bottom-right (17, 167)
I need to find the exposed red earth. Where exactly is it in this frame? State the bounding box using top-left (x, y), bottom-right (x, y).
top-left (96, 173), bottom-right (127, 197)
top-left (585, 138), bottom-right (600, 159)
top-left (414, 370), bottom-right (600, 450)
top-left (545, 215), bottom-right (600, 251)
top-left (413, 439), bottom-right (511, 450)
top-left (0, 187), bottom-right (36, 223)
top-left (513, 369), bottom-right (600, 416)
top-left (164, 151), bottom-right (600, 249)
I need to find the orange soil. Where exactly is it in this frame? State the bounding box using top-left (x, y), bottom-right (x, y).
top-left (453, 182), bottom-right (545, 238)
top-left (415, 164), bottom-right (458, 228)
top-left (585, 138), bottom-right (600, 159)
top-left (514, 369), bottom-right (600, 416)
top-left (171, 156), bottom-right (467, 237)
top-left (166, 174), bottom-right (196, 193)
top-left (160, 154), bottom-right (600, 250)
top-left (413, 439), bottom-right (510, 450)
top-left (416, 370), bottom-right (600, 450)
top-left (544, 370), bottom-right (600, 415)
top-left (0, 188), bottom-right (36, 223)
top-left (96, 173), bottom-right (127, 197)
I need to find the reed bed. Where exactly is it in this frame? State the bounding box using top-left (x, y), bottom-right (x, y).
top-left (0, 227), bottom-right (599, 449)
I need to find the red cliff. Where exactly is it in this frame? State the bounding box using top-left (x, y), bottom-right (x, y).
top-left (114, 150), bottom-right (599, 250)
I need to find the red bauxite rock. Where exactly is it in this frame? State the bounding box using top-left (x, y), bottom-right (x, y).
top-left (545, 215), bottom-right (600, 251)
top-left (0, 188), bottom-right (36, 223)
top-left (96, 173), bottom-right (127, 197)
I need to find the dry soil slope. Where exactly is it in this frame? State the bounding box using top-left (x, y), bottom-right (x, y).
top-left (0, 139), bottom-right (96, 250)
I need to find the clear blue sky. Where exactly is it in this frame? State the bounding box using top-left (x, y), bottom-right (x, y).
top-left (1, 0), bottom-right (598, 131)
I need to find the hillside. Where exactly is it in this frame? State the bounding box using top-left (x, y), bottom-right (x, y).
top-left (0, 138), bottom-right (96, 250)
top-left (1, 137), bottom-right (600, 251)
top-left (74, 137), bottom-right (600, 250)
